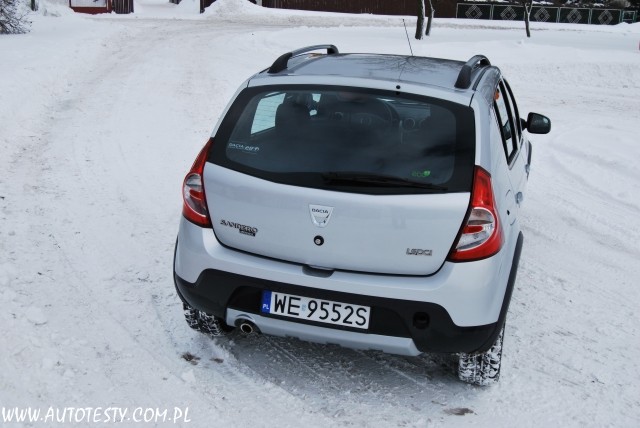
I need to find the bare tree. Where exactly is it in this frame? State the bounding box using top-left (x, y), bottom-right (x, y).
top-left (415, 0), bottom-right (425, 40)
top-left (1, 0), bottom-right (30, 34)
top-left (523, 0), bottom-right (533, 38)
top-left (425, 0), bottom-right (435, 36)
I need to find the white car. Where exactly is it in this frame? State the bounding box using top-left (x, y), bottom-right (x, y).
top-left (173, 45), bottom-right (551, 385)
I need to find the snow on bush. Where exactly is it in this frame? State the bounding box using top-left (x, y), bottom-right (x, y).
top-left (0, 0), bottom-right (31, 34)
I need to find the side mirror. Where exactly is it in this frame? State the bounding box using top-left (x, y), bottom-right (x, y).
top-left (525, 113), bottom-right (551, 134)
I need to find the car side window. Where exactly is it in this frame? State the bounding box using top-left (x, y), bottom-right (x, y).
top-left (503, 79), bottom-right (522, 144)
top-left (493, 82), bottom-right (517, 162)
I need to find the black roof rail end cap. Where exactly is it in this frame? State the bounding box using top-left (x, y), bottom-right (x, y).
top-left (454, 54), bottom-right (491, 90)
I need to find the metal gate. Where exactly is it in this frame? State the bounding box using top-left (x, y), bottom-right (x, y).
top-left (113, 0), bottom-right (133, 14)
top-left (456, 3), bottom-right (635, 25)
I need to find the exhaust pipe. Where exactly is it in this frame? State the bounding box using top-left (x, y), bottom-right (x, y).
top-left (239, 321), bottom-right (258, 335)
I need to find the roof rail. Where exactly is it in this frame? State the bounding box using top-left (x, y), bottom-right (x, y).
top-left (454, 55), bottom-right (491, 89)
top-left (268, 45), bottom-right (339, 74)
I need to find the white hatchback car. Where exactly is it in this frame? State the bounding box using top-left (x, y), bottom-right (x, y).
top-left (173, 45), bottom-right (551, 385)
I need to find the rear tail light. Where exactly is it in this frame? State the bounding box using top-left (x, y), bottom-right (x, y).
top-left (448, 166), bottom-right (504, 262)
top-left (182, 139), bottom-right (213, 228)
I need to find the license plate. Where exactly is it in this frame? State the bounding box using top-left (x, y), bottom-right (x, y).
top-left (261, 291), bottom-right (370, 329)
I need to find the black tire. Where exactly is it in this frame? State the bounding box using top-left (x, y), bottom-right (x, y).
top-left (457, 323), bottom-right (505, 386)
top-left (182, 303), bottom-right (232, 337)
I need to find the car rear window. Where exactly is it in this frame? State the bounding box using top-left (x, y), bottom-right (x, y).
top-left (210, 85), bottom-right (475, 195)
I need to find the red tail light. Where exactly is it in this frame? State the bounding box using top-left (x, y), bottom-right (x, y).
top-left (448, 166), bottom-right (504, 262)
top-left (182, 139), bottom-right (213, 228)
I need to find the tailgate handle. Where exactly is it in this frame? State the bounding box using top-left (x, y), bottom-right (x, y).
top-left (303, 265), bottom-right (334, 278)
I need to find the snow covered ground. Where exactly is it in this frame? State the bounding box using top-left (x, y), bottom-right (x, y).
top-left (1, 0), bottom-right (639, 426)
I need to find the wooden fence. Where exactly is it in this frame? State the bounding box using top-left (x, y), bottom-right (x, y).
top-left (261, 0), bottom-right (420, 16)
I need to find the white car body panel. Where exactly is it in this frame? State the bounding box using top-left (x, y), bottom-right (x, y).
top-left (204, 164), bottom-right (470, 276)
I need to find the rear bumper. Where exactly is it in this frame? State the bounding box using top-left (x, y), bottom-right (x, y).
top-left (175, 267), bottom-right (509, 354)
top-left (173, 218), bottom-right (523, 354)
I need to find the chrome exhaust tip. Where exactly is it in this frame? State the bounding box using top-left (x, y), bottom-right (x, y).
top-left (239, 321), bottom-right (258, 335)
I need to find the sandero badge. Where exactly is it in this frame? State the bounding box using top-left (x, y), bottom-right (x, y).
top-left (220, 219), bottom-right (258, 237)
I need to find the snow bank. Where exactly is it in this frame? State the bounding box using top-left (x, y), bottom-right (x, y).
top-left (205, 0), bottom-right (260, 17)
top-left (36, 0), bottom-right (78, 17)
top-left (203, 0), bottom-right (409, 27)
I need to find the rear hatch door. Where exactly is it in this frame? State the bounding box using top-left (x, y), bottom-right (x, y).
top-left (205, 165), bottom-right (469, 275)
top-left (206, 86), bottom-right (475, 275)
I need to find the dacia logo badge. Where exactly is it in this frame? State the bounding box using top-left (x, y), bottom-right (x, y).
top-left (309, 204), bottom-right (333, 228)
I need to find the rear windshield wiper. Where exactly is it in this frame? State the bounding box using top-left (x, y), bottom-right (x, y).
top-left (321, 172), bottom-right (448, 191)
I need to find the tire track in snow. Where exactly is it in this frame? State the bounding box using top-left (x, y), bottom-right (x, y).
top-left (145, 293), bottom-right (341, 427)
top-left (220, 331), bottom-right (469, 425)
top-left (53, 21), bottom-right (337, 426)
top-left (0, 19), bottom-right (330, 426)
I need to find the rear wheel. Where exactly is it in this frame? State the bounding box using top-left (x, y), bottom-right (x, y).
top-left (457, 323), bottom-right (505, 386)
top-left (183, 303), bottom-right (232, 337)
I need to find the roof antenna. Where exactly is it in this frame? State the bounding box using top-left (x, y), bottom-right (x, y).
top-left (402, 19), bottom-right (414, 57)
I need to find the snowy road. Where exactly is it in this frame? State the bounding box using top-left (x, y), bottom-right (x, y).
top-left (1, 1), bottom-right (640, 426)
